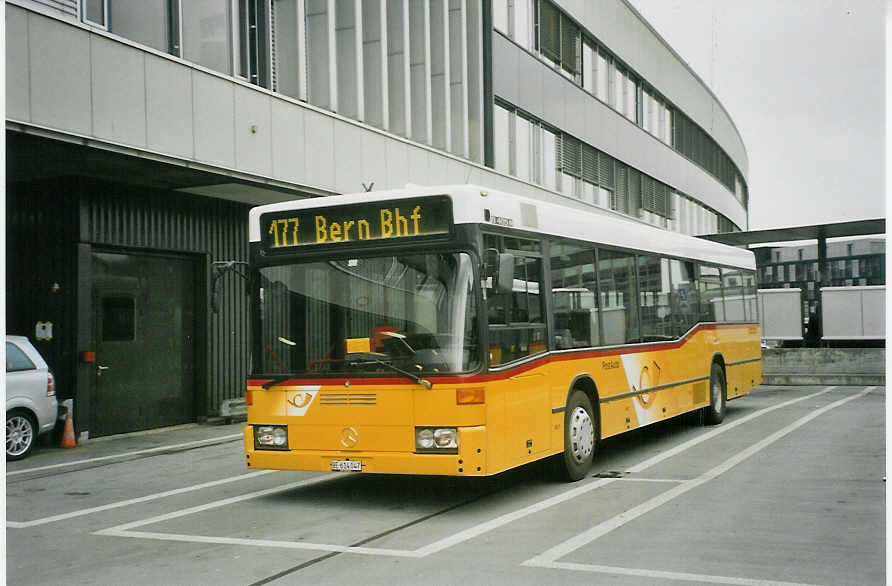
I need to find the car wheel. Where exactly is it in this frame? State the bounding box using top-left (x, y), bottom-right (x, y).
top-left (7, 410), bottom-right (37, 461)
top-left (560, 390), bottom-right (597, 481)
top-left (703, 363), bottom-right (727, 425)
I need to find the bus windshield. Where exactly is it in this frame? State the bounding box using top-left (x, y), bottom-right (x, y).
top-left (255, 252), bottom-right (480, 376)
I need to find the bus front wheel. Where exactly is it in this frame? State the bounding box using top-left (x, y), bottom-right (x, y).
top-left (703, 363), bottom-right (727, 425)
top-left (560, 390), bottom-right (597, 481)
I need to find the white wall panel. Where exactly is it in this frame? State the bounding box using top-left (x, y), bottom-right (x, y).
top-left (333, 119), bottom-right (362, 193)
top-left (407, 145), bottom-right (430, 183)
top-left (234, 87), bottom-right (273, 176)
top-left (192, 72), bottom-right (235, 168)
top-left (145, 55), bottom-right (194, 158)
top-left (359, 130), bottom-right (388, 188)
top-left (29, 12), bottom-right (91, 134)
top-left (91, 36), bottom-right (147, 147)
top-left (385, 139), bottom-right (410, 188)
top-left (7, 6), bottom-right (31, 122)
top-left (270, 99), bottom-right (307, 184)
top-left (303, 110), bottom-right (335, 189)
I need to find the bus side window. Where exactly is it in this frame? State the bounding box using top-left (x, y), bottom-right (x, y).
top-left (698, 265), bottom-right (723, 322)
top-left (598, 249), bottom-right (639, 344)
top-left (550, 241), bottom-right (598, 349)
top-left (638, 255), bottom-right (673, 341)
top-left (668, 259), bottom-right (699, 335)
top-left (486, 236), bottom-right (547, 366)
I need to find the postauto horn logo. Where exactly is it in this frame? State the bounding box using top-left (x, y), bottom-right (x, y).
top-left (285, 389), bottom-right (319, 416)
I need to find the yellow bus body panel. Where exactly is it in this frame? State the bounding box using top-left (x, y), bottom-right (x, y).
top-left (244, 324), bottom-right (761, 476)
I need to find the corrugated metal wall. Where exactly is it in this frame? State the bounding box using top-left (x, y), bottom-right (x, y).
top-left (6, 180), bottom-right (80, 402)
top-left (83, 180), bottom-right (251, 416)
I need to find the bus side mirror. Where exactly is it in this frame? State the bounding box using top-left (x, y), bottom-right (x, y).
top-left (484, 248), bottom-right (514, 294)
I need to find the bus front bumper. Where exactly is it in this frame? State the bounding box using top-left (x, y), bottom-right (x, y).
top-left (243, 425), bottom-right (488, 476)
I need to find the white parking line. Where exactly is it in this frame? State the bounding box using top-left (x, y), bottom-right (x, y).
top-left (7, 433), bottom-right (244, 476)
top-left (413, 385), bottom-right (839, 558)
top-left (522, 387), bottom-right (873, 574)
top-left (7, 470), bottom-right (277, 528)
top-left (542, 562), bottom-right (823, 586)
top-left (92, 386), bottom-right (845, 559)
top-left (96, 473), bottom-right (342, 535)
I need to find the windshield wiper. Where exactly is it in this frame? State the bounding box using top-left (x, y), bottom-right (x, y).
top-left (346, 353), bottom-right (433, 389)
top-left (261, 375), bottom-right (294, 390)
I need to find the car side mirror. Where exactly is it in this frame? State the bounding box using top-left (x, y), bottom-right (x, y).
top-left (484, 248), bottom-right (514, 294)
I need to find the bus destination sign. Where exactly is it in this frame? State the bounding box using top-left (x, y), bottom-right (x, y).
top-left (261, 195), bottom-right (453, 251)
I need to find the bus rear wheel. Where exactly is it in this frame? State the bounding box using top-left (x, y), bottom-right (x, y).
top-left (560, 390), bottom-right (597, 481)
top-left (703, 362), bottom-right (726, 425)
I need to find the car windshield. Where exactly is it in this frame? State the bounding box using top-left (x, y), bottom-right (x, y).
top-left (255, 252), bottom-right (480, 376)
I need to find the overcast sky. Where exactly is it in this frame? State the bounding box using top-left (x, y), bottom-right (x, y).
top-left (628, 0), bottom-right (885, 232)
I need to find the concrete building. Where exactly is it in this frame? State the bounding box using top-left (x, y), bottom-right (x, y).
top-left (753, 238), bottom-right (886, 321)
top-left (6, 0), bottom-right (750, 438)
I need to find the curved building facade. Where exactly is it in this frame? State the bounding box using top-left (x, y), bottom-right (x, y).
top-left (6, 0), bottom-right (749, 437)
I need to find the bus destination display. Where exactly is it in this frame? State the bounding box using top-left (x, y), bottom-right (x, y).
top-left (261, 195), bottom-right (453, 251)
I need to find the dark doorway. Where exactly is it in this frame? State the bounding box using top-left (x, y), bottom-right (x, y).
top-left (91, 250), bottom-right (198, 437)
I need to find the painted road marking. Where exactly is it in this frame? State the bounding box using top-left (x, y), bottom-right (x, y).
top-left (93, 386), bottom-right (845, 559)
top-left (541, 562), bottom-right (824, 586)
top-left (7, 433), bottom-right (244, 477)
top-left (96, 473), bottom-right (342, 535)
top-left (7, 470), bottom-right (277, 528)
top-left (522, 387), bottom-right (874, 578)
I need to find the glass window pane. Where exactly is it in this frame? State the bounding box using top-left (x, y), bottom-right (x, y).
top-left (598, 250), bottom-right (639, 344)
top-left (273, 0), bottom-right (299, 97)
top-left (613, 67), bottom-right (623, 111)
top-left (486, 236), bottom-right (546, 366)
top-left (669, 260), bottom-right (700, 335)
top-left (551, 242), bottom-right (598, 348)
top-left (596, 51), bottom-right (609, 102)
top-left (109, 0), bottom-right (171, 53)
top-left (698, 265), bottom-right (723, 322)
top-left (625, 75), bottom-right (636, 121)
top-left (182, 0), bottom-right (232, 75)
top-left (638, 256), bottom-right (673, 340)
top-left (722, 268), bottom-right (746, 321)
top-left (515, 115), bottom-right (532, 182)
top-left (514, 0), bottom-right (532, 49)
top-left (494, 103), bottom-right (511, 174)
top-left (493, 0), bottom-right (509, 34)
top-left (743, 270), bottom-right (757, 321)
top-left (539, 1), bottom-right (560, 63)
top-left (6, 342), bottom-right (36, 372)
top-left (84, 0), bottom-right (106, 26)
top-left (102, 297), bottom-right (136, 341)
top-left (542, 127), bottom-right (558, 190)
top-left (582, 40), bottom-right (594, 93)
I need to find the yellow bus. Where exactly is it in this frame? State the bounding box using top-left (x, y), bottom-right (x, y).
top-left (244, 185), bottom-right (761, 480)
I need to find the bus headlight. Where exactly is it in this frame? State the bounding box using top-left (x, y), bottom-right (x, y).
top-left (254, 425), bottom-right (289, 450)
top-left (415, 427), bottom-right (458, 453)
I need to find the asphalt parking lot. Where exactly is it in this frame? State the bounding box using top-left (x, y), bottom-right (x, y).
top-left (6, 385), bottom-right (885, 585)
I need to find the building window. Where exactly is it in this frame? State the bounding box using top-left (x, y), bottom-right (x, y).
top-left (182, 0), bottom-right (233, 75)
top-left (494, 102), bottom-right (512, 175)
top-left (82, 0), bottom-right (107, 27)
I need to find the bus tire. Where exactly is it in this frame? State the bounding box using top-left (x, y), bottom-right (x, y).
top-left (560, 389), bottom-right (597, 481)
top-left (703, 362), bottom-right (726, 425)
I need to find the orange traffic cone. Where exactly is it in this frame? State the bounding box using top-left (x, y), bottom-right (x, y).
top-left (61, 411), bottom-right (76, 448)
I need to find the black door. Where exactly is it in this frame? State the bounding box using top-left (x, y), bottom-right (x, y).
top-left (91, 251), bottom-right (197, 437)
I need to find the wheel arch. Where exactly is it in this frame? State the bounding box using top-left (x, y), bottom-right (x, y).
top-left (710, 352), bottom-right (726, 376)
top-left (567, 374), bottom-right (600, 438)
top-left (7, 405), bottom-right (38, 424)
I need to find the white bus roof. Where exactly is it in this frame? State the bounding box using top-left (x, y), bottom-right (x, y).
top-left (249, 184), bottom-right (755, 270)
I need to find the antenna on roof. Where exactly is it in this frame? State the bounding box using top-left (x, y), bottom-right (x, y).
top-left (362, 181), bottom-right (374, 192)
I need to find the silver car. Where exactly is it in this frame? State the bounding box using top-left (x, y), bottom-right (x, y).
top-left (6, 335), bottom-right (59, 460)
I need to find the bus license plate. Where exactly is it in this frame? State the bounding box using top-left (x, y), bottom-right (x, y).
top-left (331, 460), bottom-right (362, 472)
